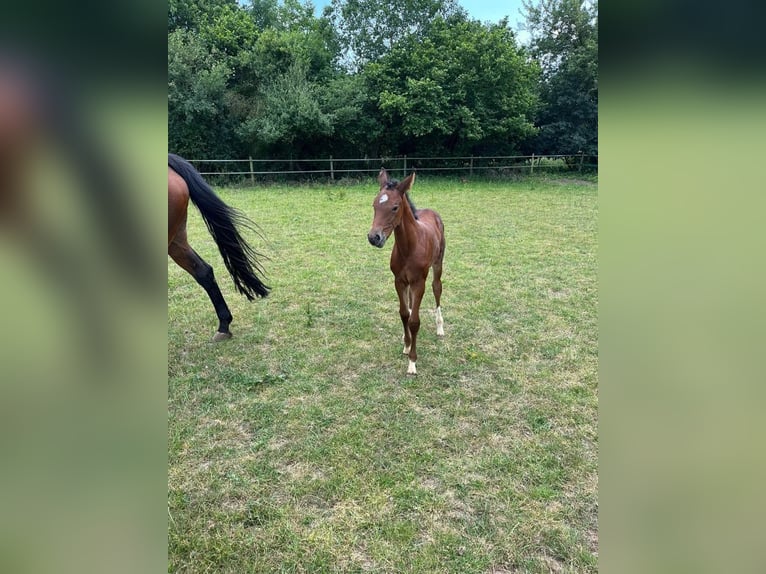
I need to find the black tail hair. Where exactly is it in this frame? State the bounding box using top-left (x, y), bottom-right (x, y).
top-left (168, 154), bottom-right (269, 299)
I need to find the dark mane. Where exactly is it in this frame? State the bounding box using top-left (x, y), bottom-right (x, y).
top-left (385, 179), bottom-right (419, 220)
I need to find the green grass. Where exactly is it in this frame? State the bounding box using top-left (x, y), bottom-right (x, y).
top-left (168, 175), bottom-right (598, 573)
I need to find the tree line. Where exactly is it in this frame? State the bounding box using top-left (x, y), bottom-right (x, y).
top-left (168, 0), bottom-right (597, 163)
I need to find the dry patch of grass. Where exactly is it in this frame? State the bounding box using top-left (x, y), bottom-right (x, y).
top-left (169, 177), bottom-right (597, 573)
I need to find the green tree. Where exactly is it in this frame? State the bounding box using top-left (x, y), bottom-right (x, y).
top-left (364, 16), bottom-right (539, 156)
top-left (197, 3), bottom-right (259, 62)
top-left (248, 0), bottom-right (280, 30)
top-left (237, 61), bottom-right (334, 157)
top-left (318, 74), bottom-right (381, 157)
top-left (230, 6), bottom-right (341, 157)
top-left (168, 29), bottom-right (237, 158)
top-left (328, 0), bottom-right (465, 69)
top-left (168, 0), bottom-right (239, 32)
top-left (523, 0), bottom-right (598, 156)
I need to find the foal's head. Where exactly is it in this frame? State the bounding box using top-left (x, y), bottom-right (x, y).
top-left (368, 168), bottom-right (416, 248)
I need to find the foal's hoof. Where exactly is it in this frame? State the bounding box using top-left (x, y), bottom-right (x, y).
top-left (407, 360), bottom-right (417, 375)
top-left (212, 331), bottom-right (232, 342)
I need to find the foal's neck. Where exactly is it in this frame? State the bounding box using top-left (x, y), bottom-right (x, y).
top-left (393, 194), bottom-right (418, 254)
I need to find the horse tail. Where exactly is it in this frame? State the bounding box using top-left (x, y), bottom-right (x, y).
top-left (168, 154), bottom-right (270, 299)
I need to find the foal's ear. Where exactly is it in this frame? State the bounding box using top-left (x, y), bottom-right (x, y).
top-left (397, 172), bottom-right (415, 194)
top-left (378, 168), bottom-right (389, 187)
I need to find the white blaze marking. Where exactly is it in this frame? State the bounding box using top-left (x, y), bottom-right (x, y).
top-left (379, 193), bottom-right (389, 204)
top-left (436, 306), bottom-right (444, 336)
top-left (407, 360), bottom-right (417, 375)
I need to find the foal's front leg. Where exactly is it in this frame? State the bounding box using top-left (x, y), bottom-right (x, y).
top-left (395, 278), bottom-right (412, 356)
top-left (404, 280), bottom-right (426, 375)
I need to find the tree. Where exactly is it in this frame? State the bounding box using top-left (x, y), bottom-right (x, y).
top-left (327, 0), bottom-right (465, 70)
top-left (318, 74), bottom-right (382, 158)
top-left (198, 3), bottom-right (259, 62)
top-left (248, 0), bottom-right (280, 31)
top-left (168, 0), bottom-right (239, 32)
top-left (523, 0), bottom-right (598, 156)
top-left (168, 1), bottom-right (587, 162)
top-left (168, 29), bottom-right (237, 158)
top-left (230, 10), bottom-right (341, 157)
top-left (364, 16), bottom-right (539, 156)
top-left (237, 62), bottom-right (334, 157)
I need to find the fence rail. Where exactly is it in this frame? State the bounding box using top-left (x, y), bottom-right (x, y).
top-left (184, 153), bottom-right (597, 183)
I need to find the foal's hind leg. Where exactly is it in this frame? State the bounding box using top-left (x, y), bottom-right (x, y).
top-left (432, 261), bottom-right (444, 336)
top-left (169, 238), bottom-right (234, 341)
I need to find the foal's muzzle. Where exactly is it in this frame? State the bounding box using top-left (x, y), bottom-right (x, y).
top-left (367, 231), bottom-right (386, 248)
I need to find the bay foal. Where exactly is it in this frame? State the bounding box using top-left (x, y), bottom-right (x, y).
top-left (368, 168), bottom-right (445, 375)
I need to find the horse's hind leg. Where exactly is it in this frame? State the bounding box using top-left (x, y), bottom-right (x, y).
top-left (432, 261), bottom-right (444, 336)
top-left (169, 238), bottom-right (233, 341)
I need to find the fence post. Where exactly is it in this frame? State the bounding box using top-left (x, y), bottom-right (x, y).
top-left (403, 155), bottom-right (407, 177)
top-left (249, 157), bottom-right (254, 186)
top-left (470, 155), bottom-right (474, 177)
top-left (330, 155), bottom-right (334, 180)
top-left (579, 151), bottom-right (585, 172)
top-left (531, 153), bottom-right (535, 175)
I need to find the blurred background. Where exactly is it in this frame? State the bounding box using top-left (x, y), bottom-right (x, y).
top-left (600, 1), bottom-right (766, 573)
top-left (0, 1), bottom-right (166, 573)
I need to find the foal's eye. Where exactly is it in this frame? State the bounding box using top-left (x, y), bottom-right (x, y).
top-left (391, 205), bottom-right (399, 212)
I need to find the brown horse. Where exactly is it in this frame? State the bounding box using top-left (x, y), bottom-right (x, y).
top-left (368, 168), bottom-right (445, 375)
top-left (168, 154), bottom-right (269, 341)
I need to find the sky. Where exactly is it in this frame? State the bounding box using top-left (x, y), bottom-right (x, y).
top-left (462, 0), bottom-right (529, 42)
top-left (311, 1), bottom-right (530, 41)
top-left (457, 0), bottom-right (527, 28)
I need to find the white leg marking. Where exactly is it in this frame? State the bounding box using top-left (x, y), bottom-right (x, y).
top-left (407, 360), bottom-right (417, 375)
top-left (405, 286), bottom-right (411, 314)
top-left (436, 306), bottom-right (444, 336)
top-left (403, 344), bottom-right (411, 355)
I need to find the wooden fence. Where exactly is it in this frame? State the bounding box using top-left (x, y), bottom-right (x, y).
top-left (185, 153), bottom-right (597, 184)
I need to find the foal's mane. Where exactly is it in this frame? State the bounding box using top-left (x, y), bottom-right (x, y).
top-left (385, 179), bottom-right (419, 220)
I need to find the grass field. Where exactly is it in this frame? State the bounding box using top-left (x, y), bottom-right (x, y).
top-left (168, 175), bottom-right (598, 573)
